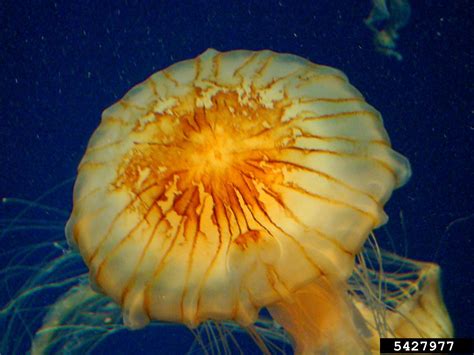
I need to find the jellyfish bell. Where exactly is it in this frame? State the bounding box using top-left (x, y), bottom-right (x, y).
top-left (66, 48), bottom-right (412, 352)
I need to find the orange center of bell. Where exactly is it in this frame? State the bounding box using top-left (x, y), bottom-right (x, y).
top-left (187, 125), bottom-right (237, 180)
top-left (114, 90), bottom-right (287, 206)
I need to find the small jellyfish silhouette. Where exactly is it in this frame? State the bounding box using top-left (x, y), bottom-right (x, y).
top-left (64, 49), bottom-right (452, 354)
top-left (365, 0), bottom-right (412, 60)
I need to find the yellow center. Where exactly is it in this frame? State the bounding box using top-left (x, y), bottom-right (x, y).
top-left (113, 90), bottom-right (285, 205)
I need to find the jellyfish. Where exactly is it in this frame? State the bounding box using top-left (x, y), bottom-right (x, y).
top-left (365, 0), bottom-right (411, 60)
top-left (61, 48), bottom-right (452, 354)
top-left (1, 49), bottom-right (452, 354)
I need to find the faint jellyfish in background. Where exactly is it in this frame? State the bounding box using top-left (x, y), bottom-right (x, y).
top-left (365, 0), bottom-right (412, 60)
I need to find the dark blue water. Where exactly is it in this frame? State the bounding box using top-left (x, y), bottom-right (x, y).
top-left (1, 0), bottom-right (472, 353)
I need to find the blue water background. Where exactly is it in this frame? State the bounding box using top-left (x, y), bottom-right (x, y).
top-left (1, 0), bottom-right (473, 353)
